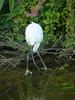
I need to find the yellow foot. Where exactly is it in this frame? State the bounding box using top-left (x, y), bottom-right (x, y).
top-left (25, 69), bottom-right (32, 76)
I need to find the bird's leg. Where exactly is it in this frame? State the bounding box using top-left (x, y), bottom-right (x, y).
top-left (25, 54), bottom-right (32, 76)
top-left (37, 51), bottom-right (47, 70)
top-left (31, 47), bottom-right (40, 71)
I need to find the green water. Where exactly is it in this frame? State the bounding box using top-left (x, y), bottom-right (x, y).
top-left (0, 68), bottom-right (75, 100)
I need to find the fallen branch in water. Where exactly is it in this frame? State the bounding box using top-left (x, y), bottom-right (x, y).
top-left (0, 54), bottom-right (17, 68)
top-left (69, 55), bottom-right (75, 61)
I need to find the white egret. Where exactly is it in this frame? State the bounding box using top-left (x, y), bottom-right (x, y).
top-left (25, 22), bottom-right (47, 75)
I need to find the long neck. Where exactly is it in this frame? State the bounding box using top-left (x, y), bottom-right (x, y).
top-left (33, 42), bottom-right (40, 53)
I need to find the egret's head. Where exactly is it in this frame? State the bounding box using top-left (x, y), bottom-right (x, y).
top-left (31, 22), bottom-right (35, 24)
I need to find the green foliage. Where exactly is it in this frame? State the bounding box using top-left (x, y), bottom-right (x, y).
top-left (8, 0), bottom-right (15, 14)
top-left (0, 0), bottom-right (75, 51)
top-left (0, 0), bottom-right (15, 14)
top-left (0, 0), bottom-right (5, 10)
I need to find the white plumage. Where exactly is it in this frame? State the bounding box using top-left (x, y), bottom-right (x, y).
top-left (25, 22), bottom-right (47, 76)
top-left (25, 22), bottom-right (43, 52)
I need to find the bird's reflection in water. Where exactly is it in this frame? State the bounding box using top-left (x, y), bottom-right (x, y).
top-left (0, 68), bottom-right (75, 100)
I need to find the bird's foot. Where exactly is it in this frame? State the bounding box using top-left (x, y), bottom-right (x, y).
top-left (25, 69), bottom-right (32, 76)
top-left (41, 67), bottom-right (47, 71)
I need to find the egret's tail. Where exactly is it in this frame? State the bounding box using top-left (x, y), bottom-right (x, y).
top-left (33, 43), bottom-right (40, 53)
